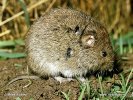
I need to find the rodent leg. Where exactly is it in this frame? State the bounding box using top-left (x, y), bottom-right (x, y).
top-left (54, 76), bottom-right (73, 83)
top-left (54, 76), bottom-right (87, 83)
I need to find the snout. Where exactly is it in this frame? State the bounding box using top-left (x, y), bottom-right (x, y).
top-left (100, 60), bottom-right (114, 72)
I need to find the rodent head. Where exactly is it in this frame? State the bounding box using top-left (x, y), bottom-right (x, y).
top-left (75, 20), bottom-right (114, 72)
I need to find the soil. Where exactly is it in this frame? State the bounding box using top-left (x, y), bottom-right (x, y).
top-left (0, 55), bottom-right (133, 100)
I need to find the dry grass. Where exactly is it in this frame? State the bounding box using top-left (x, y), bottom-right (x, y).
top-left (0, 0), bottom-right (132, 40)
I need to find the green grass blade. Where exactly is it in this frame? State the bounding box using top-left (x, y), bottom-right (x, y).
top-left (126, 68), bottom-right (133, 87)
top-left (61, 91), bottom-right (70, 100)
top-left (122, 31), bottom-right (133, 40)
top-left (0, 40), bottom-right (16, 47)
top-left (127, 39), bottom-right (132, 53)
top-left (86, 81), bottom-right (90, 98)
top-left (78, 84), bottom-right (86, 100)
top-left (16, 97), bottom-right (21, 100)
top-left (98, 76), bottom-right (103, 95)
top-left (0, 39), bottom-right (25, 47)
top-left (18, 0), bottom-right (30, 28)
top-left (115, 31), bottom-right (133, 54)
top-left (119, 35), bottom-right (123, 55)
top-left (120, 74), bottom-right (126, 92)
top-left (14, 39), bottom-right (25, 46)
top-left (0, 52), bottom-right (26, 58)
top-left (121, 85), bottom-right (131, 100)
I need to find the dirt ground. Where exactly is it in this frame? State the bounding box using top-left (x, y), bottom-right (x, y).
top-left (0, 59), bottom-right (80, 100)
top-left (0, 56), bottom-right (133, 100)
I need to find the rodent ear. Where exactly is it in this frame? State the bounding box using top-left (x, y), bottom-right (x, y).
top-left (81, 35), bottom-right (95, 47)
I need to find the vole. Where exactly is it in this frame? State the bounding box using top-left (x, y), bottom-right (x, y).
top-left (8, 8), bottom-right (115, 84)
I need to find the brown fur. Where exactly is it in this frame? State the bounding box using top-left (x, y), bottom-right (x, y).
top-left (25, 8), bottom-right (114, 78)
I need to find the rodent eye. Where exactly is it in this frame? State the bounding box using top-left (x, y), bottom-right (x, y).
top-left (101, 51), bottom-right (107, 57)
